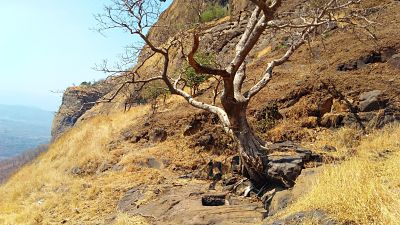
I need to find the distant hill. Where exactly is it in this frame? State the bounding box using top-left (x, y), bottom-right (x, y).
top-left (0, 145), bottom-right (48, 184)
top-left (0, 104), bottom-right (53, 159)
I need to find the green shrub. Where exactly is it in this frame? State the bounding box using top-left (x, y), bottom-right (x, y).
top-left (80, 79), bottom-right (104, 86)
top-left (80, 81), bottom-right (92, 86)
top-left (182, 52), bottom-right (216, 95)
top-left (200, 4), bottom-right (229, 23)
top-left (142, 81), bottom-right (169, 101)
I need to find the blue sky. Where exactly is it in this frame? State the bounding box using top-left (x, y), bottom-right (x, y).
top-left (0, 0), bottom-right (172, 111)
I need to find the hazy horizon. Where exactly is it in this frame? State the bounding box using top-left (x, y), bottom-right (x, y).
top-left (0, 104), bottom-right (53, 159)
top-left (0, 0), bottom-right (172, 111)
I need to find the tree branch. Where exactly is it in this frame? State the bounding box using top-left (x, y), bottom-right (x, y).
top-left (187, 33), bottom-right (230, 77)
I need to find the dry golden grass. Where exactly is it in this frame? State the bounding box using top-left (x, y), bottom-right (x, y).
top-left (0, 105), bottom-right (162, 225)
top-left (278, 123), bottom-right (400, 225)
top-left (256, 46), bottom-right (272, 59)
top-left (113, 213), bottom-right (149, 225)
top-left (0, 100), bottom-right (217, 224)
top-left (304, 126), bottom-right (363, 159)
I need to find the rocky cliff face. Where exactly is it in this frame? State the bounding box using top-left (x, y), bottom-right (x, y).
top-left (147, 0), bottom-right (250, 45)
top-left (51, 84), bottom-right (110, 140)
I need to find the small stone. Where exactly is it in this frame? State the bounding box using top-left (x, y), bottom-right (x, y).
top-left (201, 194), bottom-right (226, 206)
top-left (222, 177), bottom-right (238, 186)
top-left (150, 128), bottom-right (167, 142)
top-left (231, 156), bottom-right (241, 174)
top-left (121, 130), bottom-right (134, 140)
top-left (71, 167), bottom-right (82, 175)
top-left (97, 162), bottom-right (112, 173)
top-left (388, 53), bottom-right (400, 69)
top-left (117, 188), bottom-right (143, 211)
top-left (112, 164), bottom-right (124, 171)
top-left (131, 131), bottom-right (149, 143)
top-left (359, 90), bottom-right (382, 101)
top-left (196, 134), bottom-right (215, 149)
top-left (318, 98), bottom-right (333, 116)
top-left (320, 113), bottom-right (344, 128)
top-left (267, 160), bottom-right (302, 188)
top-left (261, 189), bottom-right (276, 209)
top-left (322, 145), bottom-right (337, 152)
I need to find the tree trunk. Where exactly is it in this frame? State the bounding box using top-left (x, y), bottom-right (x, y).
top-left (233, 112), bottom-right (269, 187)
top-left (222, 99), bottom-right (269, 187)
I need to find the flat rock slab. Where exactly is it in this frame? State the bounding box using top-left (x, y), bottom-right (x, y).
top-left (266, 141), bottom-right (313, 187)
top-left (119, 183), bottom-right (267, 225)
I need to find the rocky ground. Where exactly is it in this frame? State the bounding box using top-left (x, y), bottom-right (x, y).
top-left (2, 0), bottom-right (400, 224)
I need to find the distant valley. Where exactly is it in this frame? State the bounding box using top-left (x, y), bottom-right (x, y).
top-left (0, 104), bottom-right (53, 159)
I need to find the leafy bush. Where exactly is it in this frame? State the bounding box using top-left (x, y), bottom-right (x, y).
top-left (80, 79), bottom-right (105, 86)
top-left (200, 4), bottom-right (229, 23)
top-left (182, 52), bottom-right (216, 95)
top-left (80, 81), bottom-right (92, 86)
top-left (142, 81), bottom-right (169, 101)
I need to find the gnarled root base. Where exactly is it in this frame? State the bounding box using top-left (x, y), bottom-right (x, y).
top-left (237, 137), bottom-right (313, 190)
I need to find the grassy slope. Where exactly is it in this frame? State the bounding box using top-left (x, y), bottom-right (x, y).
top-left (0, 104), bottom-right (155, 224)
top-left (0, 97), bottom-right (216, 225)
top-left (278, 125), bottom-right (400, 225)
top-left (0, 94), bottom-right (399, 224)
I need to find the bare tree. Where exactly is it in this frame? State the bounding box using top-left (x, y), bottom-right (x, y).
top-left (95, 0), bottom-right (372, 187)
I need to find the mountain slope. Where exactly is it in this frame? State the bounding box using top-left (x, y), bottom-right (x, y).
top-left (1, 0), bottom-right (400, 224)
top-left (0, 98), bottom-right (399, 224)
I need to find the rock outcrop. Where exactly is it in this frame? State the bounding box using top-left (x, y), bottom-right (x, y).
top-left (51, 84), bottom-right (110, 140)
top-left (147, 0), bottom-right (250, 45)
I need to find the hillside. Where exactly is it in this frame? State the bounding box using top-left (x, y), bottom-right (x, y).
top-left (1, 0), bottom-right (400, 224)
top-left (0, 104), bottom-right (52, 159)
top-left (0, 145), bottom-right (48, 184)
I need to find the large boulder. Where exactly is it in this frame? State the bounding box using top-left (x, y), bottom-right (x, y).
top-left (358, 90), bottom-right (387, 112)
top-left (267, 167), bottom-right (323, 216)
top-left (266, 141), bottom-right (312, 188)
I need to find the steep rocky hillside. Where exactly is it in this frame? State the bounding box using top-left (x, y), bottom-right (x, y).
top-left (53, 0), bottom-right (400, 141)
top-left (2, 0), bottom-right (400, 224)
